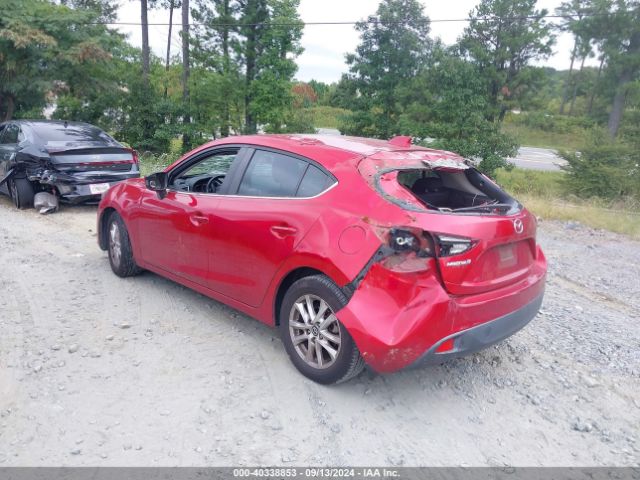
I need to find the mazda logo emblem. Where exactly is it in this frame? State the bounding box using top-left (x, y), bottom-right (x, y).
top-left (513, 218), bottom-right (524, 234)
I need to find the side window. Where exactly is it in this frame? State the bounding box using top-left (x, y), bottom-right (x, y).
top-left (237, 150), bottom-right (307, 197)
top-left (0, 125), bottom-right (18, 145)
top-left (0, 125), bottom-right (5, 143)
top-left (170, 149), bottom-right (239, 194)
top-left (297, 164), bottom-right (334, 198)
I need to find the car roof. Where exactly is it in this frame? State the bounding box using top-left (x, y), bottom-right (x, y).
top-left (211, 134), bottom-right (466, 172)
top-left (7, 119), bottom-right (97, 129)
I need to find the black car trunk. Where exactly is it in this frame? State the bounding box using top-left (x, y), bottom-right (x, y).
top-left (48, 146), bottom-right (136, 173)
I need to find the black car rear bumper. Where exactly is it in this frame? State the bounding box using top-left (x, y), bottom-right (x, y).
top-left (56, 176), bottom-right (139, 203)
top-left (28, 170), bottom-right (140, 204)
top-left (410, 291), bottom-right (544, 367)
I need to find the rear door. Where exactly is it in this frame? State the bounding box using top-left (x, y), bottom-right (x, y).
top-left (206, 148), bottom-right (335, 307)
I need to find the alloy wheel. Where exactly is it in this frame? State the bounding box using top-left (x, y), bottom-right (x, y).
top-left (289, 294), bottom-right (342, 369)
top-left (109, 221), bottom-right (122, 268)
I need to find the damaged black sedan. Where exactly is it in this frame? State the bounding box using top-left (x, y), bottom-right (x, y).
top-left (0, 120), bottom-right (139, 211)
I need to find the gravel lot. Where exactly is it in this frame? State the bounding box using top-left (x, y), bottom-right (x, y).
top-left (0, 196), bottom-right (638, 467)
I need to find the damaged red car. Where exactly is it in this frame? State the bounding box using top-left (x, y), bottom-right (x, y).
top-left (97, 134), bottom-right (546, 384)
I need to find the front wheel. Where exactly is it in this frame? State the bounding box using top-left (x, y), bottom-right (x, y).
top-left (107, 212), bottom-right (143, 277)
top-left (279, 275), bottom-right (365, 384)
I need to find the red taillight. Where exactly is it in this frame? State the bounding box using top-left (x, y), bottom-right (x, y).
top-left (75, 160), bottom-right (135, 167)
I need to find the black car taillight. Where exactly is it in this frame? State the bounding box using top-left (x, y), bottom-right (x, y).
top-left (435, 234), bottom-right (475, 257)
top-left (388, 228), bottom-right (435, 258)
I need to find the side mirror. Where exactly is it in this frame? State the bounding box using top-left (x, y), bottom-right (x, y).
top-left (145, 172), bottom-right (168, 198)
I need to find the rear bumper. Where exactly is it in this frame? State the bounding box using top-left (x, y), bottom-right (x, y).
top-left (40, 172), bottom-right (139, 204)
top-left (409, 291), bottom-right (543, 368)
top-left (336, 246), bottom-right (546, 373)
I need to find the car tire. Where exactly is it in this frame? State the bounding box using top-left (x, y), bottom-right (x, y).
top-left (107, 212), bottom-right (143, 278)
top-left (279, 274), bottom-right (365, 384)
top-left (9, 177), bottom-right (35, 209)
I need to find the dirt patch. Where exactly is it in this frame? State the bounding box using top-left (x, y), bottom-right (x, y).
top-left (0, 198), bottom-right (638, 466)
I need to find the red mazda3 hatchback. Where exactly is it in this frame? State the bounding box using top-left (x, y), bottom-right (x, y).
top-left (97, 134), bottom-right (546, 384)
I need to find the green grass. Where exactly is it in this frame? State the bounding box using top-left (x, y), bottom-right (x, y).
top-left (309, 106), bottom-right (350, 130)
top-left (138, 138), bottom-right (183, 176)
top-left (139, 152), bottom-right (179, 176)
top-left (501, 122), bottom-right (589, 151)
top-left (494, 168), bottom-right (565, 197)
top-left (494, 168), bottom-right (640, 239)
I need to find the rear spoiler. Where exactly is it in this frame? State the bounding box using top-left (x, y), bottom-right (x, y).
top-left (47, 147), bottom-right (139, 165)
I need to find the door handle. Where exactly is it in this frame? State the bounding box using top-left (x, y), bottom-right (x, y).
top-left (189, 214), bottom-right (209, 226)
top-left (270, 225), bottom-right (298, 238)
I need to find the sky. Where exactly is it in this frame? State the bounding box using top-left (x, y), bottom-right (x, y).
top-left (116, 0), bottom-right (596, 84)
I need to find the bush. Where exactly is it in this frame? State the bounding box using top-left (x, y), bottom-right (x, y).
top-left (560, 136), bottom-right (640, 200)
top-left (310, 106), bottom-right (351, 129)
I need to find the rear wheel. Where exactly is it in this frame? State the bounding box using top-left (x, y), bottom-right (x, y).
top-left (9, 177), bottom-right (35, 209)
top-left (107, 212), bottom-right (142, 277)
top-left (279, 275), bottom-right (365, 384)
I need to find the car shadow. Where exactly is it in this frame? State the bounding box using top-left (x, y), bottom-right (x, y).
top-left (115, 258), bottom-right (509, 402)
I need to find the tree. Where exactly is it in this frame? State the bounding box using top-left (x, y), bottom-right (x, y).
top-left (397, 50), bottom-right (518, 174)
top-left (0, 0), bottom-right (57, 120)
top-left (585, 0), bottom-right (640, 137)
top-left (181, 0), bottom-right (191, 147)
top-left (60, 0), bottom-right (118, 21)
top-left (0, 0), bottom-right (119, 121)
top-left (249, 0), bottom-right (303, 132)
top-left (192, 0), bottom-right (240, 136)
top-left (163, 0), bottom-right (180, 99)
top-left (556, 0), bottom-right (592, 114)
top-left (140, 0), bottom-right (151, 86)
top-left (307, 80), bottom-right (331, 105)
top-left (292, 83), bottom-right (318, 108)
top-left (328, 75), bottom-right (359, 110)
top-left (343, 0), bottom-right (432, 138)
top-left (459, 0), bottom-right (555, 122)
top-left (236, 0), bottom-right (268, 133)
top-left (234, 0), bottom-right (303, 133)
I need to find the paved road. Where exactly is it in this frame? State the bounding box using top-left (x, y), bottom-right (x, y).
top-left (316, 129), bottom-right (565, 171)
top-left (509, 146), bottom-right (566, 171)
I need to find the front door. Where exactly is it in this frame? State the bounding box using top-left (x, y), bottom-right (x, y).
top-left (134, 147), bottom-right (241, 286)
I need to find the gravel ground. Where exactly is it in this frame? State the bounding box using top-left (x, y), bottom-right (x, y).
top-left (0, 197), bottom-right (638, 467)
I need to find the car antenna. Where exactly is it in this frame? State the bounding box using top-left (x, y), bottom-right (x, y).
top-left (64, 121), bottom-right (68, 128)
